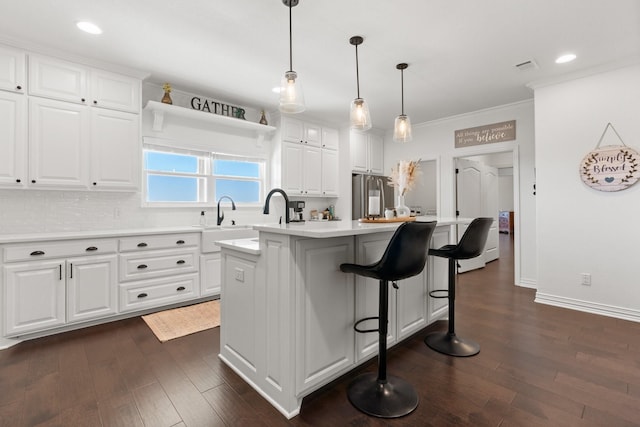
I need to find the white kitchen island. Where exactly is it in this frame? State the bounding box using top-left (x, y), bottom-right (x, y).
top-left (216, 217), bottom-right (467, 418)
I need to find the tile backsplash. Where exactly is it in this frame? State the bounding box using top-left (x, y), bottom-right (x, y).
top-left (0, 190), bottom-right (271, 235)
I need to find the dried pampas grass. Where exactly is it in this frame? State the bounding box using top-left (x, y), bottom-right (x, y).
top-left (388, 159), bottom-right (421, 195)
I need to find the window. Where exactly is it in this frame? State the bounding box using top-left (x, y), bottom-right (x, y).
top-left (143, 146), bottom-right (265, 207)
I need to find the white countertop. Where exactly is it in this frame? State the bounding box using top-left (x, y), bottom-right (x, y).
top-left (253, 216), bottom-right (469, 239)
top-left (215, 237), bottom-right (261, 255)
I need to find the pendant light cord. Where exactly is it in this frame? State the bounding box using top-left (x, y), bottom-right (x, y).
top-left (401, 68), bottom-right (405, 115)
top-left (355, 44), bottom-right (361, 98)
top-left (288, 1), bottom-right (293, 72)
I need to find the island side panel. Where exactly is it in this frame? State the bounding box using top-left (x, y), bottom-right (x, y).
top-left (427, 225), bottom-right (454, 322)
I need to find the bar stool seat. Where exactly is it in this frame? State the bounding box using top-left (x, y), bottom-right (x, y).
top-left (425, 217), bottom-right (493, 357)
top-left (340, 221), bottom-right (437, 418)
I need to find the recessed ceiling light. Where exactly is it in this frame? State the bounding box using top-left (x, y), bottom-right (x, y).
top-left (76, 21), bottom-right (102, 35)
top-left (555, 53), bottom-right (576, 64)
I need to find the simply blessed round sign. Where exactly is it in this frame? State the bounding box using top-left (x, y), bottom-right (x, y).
top-left (580, 145), bottom-right (640, 192)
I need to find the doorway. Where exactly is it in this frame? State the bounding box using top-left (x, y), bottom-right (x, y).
top-left (454, 149), bottom-right (517, 278)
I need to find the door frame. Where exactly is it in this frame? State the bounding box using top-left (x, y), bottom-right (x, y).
top-left (451, 145), bottom-right (520, 287)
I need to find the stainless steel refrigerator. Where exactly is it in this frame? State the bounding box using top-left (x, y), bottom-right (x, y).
top-left (352, 173), bottom-right (394, 220)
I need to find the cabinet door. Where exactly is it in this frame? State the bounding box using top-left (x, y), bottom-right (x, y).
top-left (321, 127), bottom-right (339, 150)
top-left (200, 253), bottom-right (221, 296)
top-left (4, 260), bottom-right (66, 336)
top-left (0, 45), bottom-right (26, 93)
top-left (67, 254), bottom-right (117, 323)
top-left (368, 133), bottom-right (384, 175)
top-left (0, 91), bottom-right (27, 187)
top-left (303, 146), bottom-right (322, 196)
top-left (354, 233), bottom-right (396, 361)
top-left (350, 131), bottom-right (368, 173)
top-left (90, 108), bottom-right (140, 190)
top-left (29, 55), bottom-right (88, 104)
top-left (396, 270), bottom-right (428, 340)
top-left (304, 123), bottom-right (321, 147)
top-left (295, 237), bottom-right (355, 394)
top-left (282, 142), bottom-right (304, 195)
top-left (282, 117), bottom-right (304, 143)
top-left (321, 149), bottom-right (339, 197)
top-left (29, 97), bottom-right (89, 188)
top-left (91, 69), bottom-right (141, 113)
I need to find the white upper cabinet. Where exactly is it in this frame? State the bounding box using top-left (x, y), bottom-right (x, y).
top-left (91, 69), bottom-right (140, 113)
top-left (282, 117), bottom-right (321, 147)
top-left (0, 45), bottom-right (26, 93)
top-left (350, 131), bottom-right (384, 175)
top-left (0, 91), bottom-right (27, 187)
top-left (29, 54), bottom-right (88, 104)
top-left (28, 97), bottom-right (89, 188)
top-left (321, 149), bottom-right (339, 197)
top-left (321, 127), bottom-right (339, 150)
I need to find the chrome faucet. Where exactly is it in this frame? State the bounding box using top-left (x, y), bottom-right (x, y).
top-left (263, 188), bottom-right (290, 224)
top-left (217, 195), bottom-right (236, 226)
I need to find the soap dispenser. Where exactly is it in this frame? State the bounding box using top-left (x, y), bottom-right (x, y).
top-left (200, 211), bottom-right (207, 226)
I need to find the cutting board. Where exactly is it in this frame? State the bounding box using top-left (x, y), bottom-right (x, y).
top-left (358, 217), bottom-right (416, 223)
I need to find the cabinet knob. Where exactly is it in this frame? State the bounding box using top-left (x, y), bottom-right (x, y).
top-left (137, 293), bottom-right (148, 298)
top-left (176, 240), bottom-right (185, 245)
top-left (93, 100), bottom-right (97, 105)
top-left (30, 250), bottom-right (45, 256)
top-left (31, 179), bottom-right (36, 183)
top-left (176, 260), bottom-right (185, 265)
top-left (16, 85), bottom-right (22, 90)
top-left (92, 182), bottom-right (97, 186)
top-left (81, 98), bottom-right (86, 102)
top-left (137, 264), bottom-right (148, 269)
top-left (16, 179), bottom-right (21, 183)
top-left (86, 246), bottom-right (98, 251)
top-left (137, 242), bottom-right (148, 247)
top-left (176, 286), bottom-right (186, 291)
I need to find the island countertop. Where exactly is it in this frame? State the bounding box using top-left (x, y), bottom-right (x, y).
top-left (252, 216), bottom-right (469, 239)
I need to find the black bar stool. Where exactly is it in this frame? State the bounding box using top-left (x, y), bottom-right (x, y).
top-left (425, 217), bottom-right (493, 357)
top-left (340, 221), bottom-right (437, 418)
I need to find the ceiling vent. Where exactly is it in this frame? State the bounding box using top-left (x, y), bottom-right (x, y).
top-left (515, 59), bottom-right (539, 71)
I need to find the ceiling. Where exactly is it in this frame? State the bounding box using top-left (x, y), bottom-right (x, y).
top-left (1, 0), bottom-right (639, 130)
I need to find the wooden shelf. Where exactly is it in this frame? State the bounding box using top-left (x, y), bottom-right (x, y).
top-left (144, 100), bottom-right (276, 141)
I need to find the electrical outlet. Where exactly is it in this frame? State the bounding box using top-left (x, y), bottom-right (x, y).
top-left (581, 273), bottom-right (591, 286)
top-left (234, 268), bottom-right (244, 282)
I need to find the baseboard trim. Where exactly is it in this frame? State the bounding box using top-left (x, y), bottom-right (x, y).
top-left (517, 278), bottom-right (537, 289)
top-left (535, 292), bottom-right (640, 323)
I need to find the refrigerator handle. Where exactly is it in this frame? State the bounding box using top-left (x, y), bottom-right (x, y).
top-left (377, 177), bottom-right (385, 215)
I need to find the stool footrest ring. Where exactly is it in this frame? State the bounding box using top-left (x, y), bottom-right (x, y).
top-left (354, 316), bottom-right (379, 333)
top-left (428, 289), bottom-right (449, 298)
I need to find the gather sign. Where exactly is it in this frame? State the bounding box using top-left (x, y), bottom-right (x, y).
top-left (580, 145), bottom-right (640, 192)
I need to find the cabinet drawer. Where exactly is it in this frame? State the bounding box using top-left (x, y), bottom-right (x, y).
top-left (119, 233), bottom-right (199, 252)
top-left (119, 273), bottom-right (198, 313)
top-left (119, 248), bottom-right (198, 282)
top-left (3, 238), bottom-right (117, 262)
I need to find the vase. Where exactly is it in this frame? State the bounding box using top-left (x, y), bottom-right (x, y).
top-left (259, 110), bottom-right (268, 125)
top-left (161, 90), bottom-right (172, 104)
top-left (396, 194), bottom-right (410, 218)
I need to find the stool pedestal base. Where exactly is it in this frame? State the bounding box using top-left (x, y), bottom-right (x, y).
top-left (347, 372), bottom-right (419, 418)
top-left (424, 331), bottom-right (480, 357)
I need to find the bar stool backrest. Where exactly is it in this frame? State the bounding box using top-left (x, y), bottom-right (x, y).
top-left (450, 217), bottom-right (493, 260)
top-left (375, 221), bottom-right (437, 281)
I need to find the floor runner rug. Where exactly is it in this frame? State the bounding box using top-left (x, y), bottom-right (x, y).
top-left (142, 300), bottom-right (220, 342)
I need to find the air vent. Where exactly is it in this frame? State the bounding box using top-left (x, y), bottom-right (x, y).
top-left (515, 59), bottom-right (539, 71)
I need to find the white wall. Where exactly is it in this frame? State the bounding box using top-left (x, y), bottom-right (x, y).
top-left (498, 168), bottom-right (515, 212)
top-left (383, 100), bottom-right (537, 287)
top-left (533, 63), bottom-right (640, 321)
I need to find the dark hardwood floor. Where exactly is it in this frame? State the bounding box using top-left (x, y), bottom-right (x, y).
top-left (2, 234), bottom-right (640, 426)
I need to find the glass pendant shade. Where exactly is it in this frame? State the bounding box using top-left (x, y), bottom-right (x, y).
top-left (279, 70), bottom-right (305, 113)
top-left (393, 114), bottom-right (412, 142)
top-left (350, 97), bottom-right (372, 131)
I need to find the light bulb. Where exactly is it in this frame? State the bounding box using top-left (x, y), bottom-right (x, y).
top-left (350, 98), bottom-right (372, 130)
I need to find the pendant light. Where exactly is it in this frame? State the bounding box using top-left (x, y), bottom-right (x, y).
top-left (349, 36), bottom-right (372, 131)
top-left (279, 0), bottom-right (305, 113)
top-left (393, 63), bottom-right (412, 142)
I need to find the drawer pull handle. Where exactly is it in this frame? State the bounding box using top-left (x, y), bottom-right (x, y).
top-left (137, 242), bottom-right (148, 247)
top-left (176, 286), bottom-right (186, 291)
top-left (176, 260), bottom-right (185, 265)
top-left (137, 293), bottom-right (148, 298)
top-left (176, 240), bottom-right (185, 245)
top-left (86, 246), bottom-right (98, 251)
top-left (137, 264), bottom-right (148, 269)
top-left (30, 250), bottom-right (45, 256)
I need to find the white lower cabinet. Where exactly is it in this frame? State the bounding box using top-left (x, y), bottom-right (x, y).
top-left (294, 236), bottom-right (355, 394)
top-left (200, 253), bottom-right (221, 297)
top-left (119, 273), bottom-right (198, 313)
top-left (427, 227), bottom-right (452, 322)
top-left (66, 254), bottom-right (117, 323)
top-left (4, 259), bottom-right (66, 336)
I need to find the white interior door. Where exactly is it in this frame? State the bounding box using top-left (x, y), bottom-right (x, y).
top-left (455, 158), bottom-right (499, 272)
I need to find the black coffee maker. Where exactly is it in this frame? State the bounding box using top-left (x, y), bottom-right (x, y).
top-left (289, 201), bottom-right (305, 222)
